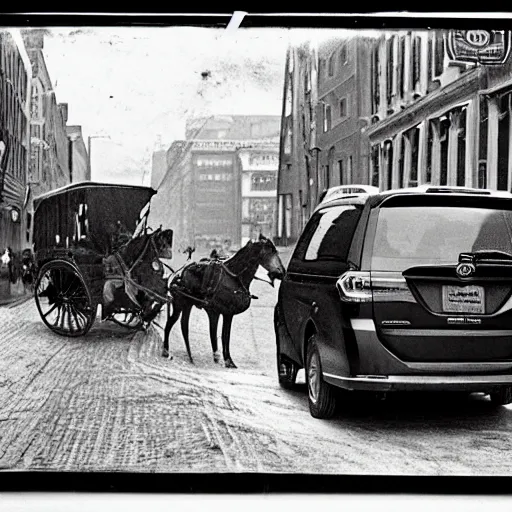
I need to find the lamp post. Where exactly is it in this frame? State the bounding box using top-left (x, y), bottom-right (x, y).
top-left (87, 134), bottom-right (110, 180)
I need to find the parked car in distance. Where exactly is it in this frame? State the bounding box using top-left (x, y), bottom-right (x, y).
top-left (274, 184), bottom-right (512, 419)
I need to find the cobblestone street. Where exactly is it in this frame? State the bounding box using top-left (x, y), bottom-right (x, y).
top-left (3, 258), bottom-right (512, 475)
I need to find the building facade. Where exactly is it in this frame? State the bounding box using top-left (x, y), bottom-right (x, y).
top-left (276, 36), bottom-right (374, 245)
top-left (277, 29), bottom-right (512, 245)
top-left (0, 30), bottom-right (32, 302)
top-left (0, 29), bottom-right (89, 303)
top-left (149, 115), bottom-right (280, 256)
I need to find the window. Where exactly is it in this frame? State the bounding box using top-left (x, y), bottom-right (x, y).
top-left (304, 205), bottom-right (363, 261)
top-left (383, 140), bottom-right (393, 190)
top-left (328, 53), bottom-right (335, 76)
top-left (251, 172), bottom-right (277, 191)
top-left (347, 155), bottom-right (353, 182)
top-left (323, 103), bottom-right (332, 132)
top-left (371, 145), bottom-right (380, 187)
top-left (339, 98), bottom-right (347, 118)
top-left (439, 116), bottom-right (450, 186)
top-left (412, 35), bottom-right (421, 92)
top-left (338, 159), bottom-right (344, 184)
top-left (434, 31), bottom-right (445, 77)
top-left (498, 93), bottom-right (511, 191)
top-left (386, 37), bottom-right (395, 106)
top-left (372, 206), bottom-right (512, 272)
top-left (340, 44), bottom-right (348, 65)
top-left (371, 43), bottom-right (380, 115)
top-left (457, 107), bottom-right (467, 187)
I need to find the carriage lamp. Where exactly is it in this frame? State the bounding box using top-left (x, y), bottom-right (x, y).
top-left (10, 208), bottom-right (20, 223)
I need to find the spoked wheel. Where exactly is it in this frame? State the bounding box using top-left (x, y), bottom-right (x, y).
top-left (35, 259), bottom-right (96, 337)
top-left (109, 309), bottom-right (144, 330)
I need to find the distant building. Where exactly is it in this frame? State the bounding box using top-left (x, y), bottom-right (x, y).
top-left (149, 115), bottom-right (280, 256)
top-left (66, 125), bottom-right (89, 182)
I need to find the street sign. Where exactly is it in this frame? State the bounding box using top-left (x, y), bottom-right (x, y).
top-left (447, 30), bottom-right (512, 65)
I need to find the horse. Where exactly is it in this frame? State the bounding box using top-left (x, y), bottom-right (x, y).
top-left (100, 226), bottom-right (174, 325)
top-left (162, 233), bottom-right (286, 368)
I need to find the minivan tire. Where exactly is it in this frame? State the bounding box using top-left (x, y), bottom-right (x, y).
top-left (490, 386), bottom-right (512, 406)
top-left (306, 335), bottom-right (337, 419)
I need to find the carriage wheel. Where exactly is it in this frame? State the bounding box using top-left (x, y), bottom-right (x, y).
top-left (109, 309), bottom-right (144, 330)
top-left (35, 259), bottom-right (96, 337)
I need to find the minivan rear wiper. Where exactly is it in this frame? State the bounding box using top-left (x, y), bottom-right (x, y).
top-left (460, 250), bottom-right (512, 262)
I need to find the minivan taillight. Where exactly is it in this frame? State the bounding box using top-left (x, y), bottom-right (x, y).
top-left (336, 271), bottom-right (372, 302)
top-left (336, 271), bottom-right (414, 303)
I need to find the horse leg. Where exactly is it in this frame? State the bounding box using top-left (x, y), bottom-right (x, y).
top-left (206, 309), bottom-right (221, 363)
top-left (180, 302), bottom-right (194, 364)
top-left (162, 300), bottom-right (181, 359)
top-left (221, 314), bottom-right (237, 369)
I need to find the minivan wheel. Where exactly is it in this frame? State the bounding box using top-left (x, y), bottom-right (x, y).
top-left (489, 386), bottom-right (512, 406)
top-left (306, 335), bottom-right (337, 419)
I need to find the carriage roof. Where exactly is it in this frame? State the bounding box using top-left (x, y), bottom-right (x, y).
top-left (33, 181), bottom-right (156, 212)
top-left (33, 181), bottom-right (157, 258)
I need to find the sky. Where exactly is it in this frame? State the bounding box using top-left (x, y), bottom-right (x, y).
top-left (37, 26), bottom-right (375, 187)
top-left (38, 26), bottom-right (292, 186)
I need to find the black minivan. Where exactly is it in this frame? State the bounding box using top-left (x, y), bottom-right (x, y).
top-left (274, 185), bottom-right (512, 419)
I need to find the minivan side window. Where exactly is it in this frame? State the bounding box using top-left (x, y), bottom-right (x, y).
top-left (304, 205), bottom-right (362, 261)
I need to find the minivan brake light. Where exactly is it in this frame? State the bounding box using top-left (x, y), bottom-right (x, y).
top-left (336, 271), bottom-right (372, 302)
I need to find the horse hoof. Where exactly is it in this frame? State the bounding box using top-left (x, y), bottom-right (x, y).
top-left (225, 359), bottom-right (237, 369)
top-left (213, 352), bottom-right (221, 363)
top-left (162, 349), bottom-right (169, 358)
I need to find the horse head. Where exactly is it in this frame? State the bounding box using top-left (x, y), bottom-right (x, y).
top-left (256, 233), bottom-right (286, 286)
top-left (152, 228), bottom-right (174, 260)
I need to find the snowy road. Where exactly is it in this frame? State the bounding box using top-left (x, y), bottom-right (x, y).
top-left (1, 270), bottom-right (512, 475)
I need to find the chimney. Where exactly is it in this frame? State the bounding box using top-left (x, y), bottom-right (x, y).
top-left (59, 103), bottom-right (68, 123)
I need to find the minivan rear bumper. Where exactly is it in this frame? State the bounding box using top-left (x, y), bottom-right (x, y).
top-left (323, 372), bottom-right (512, 392)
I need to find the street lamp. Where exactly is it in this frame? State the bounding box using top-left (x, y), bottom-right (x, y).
top-left (87, 134), bottom-right (110, 180)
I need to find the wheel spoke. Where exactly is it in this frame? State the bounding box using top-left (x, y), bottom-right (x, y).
top-left (69, 305), bottom-right (83, 330)
top-left (63, 275), bottom-right (79, 296)
top-left (43, 302), bottom-right (59, 319)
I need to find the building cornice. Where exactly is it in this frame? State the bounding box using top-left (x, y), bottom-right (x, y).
top-left (365, 67), bottom-right (484, 142)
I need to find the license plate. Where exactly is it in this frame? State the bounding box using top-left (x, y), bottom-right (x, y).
top-left (442, 285), bottom-right (485, 314)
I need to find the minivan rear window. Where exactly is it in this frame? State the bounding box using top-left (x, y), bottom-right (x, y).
top-left (371, 206), bottom-right (512, 271)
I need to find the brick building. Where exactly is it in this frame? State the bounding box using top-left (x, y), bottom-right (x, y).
top-left (149, 115), bottom-right (280, 256)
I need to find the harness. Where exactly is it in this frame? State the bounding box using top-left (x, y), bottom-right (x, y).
top-left (110, 230), bottom-right (171, 305)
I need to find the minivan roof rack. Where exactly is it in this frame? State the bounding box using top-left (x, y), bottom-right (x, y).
top-left (319, 184), bottom-right (380, 204)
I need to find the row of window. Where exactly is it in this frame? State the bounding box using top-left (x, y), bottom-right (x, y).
top-left (251, 172), bottom-right (276, 191)
top-left (319, 43), bottom-right (348, 80)
top-left (371, 32), bottom-right (447, 117)
top-left (370, 104), bottom-right (470, 191)
top-left (195, 157), bottom-right (232, 167)
top-left (198, 172), bottom-right (233, 182)
top-left (0, 33), bottom-right (28, 106)
top-left (322, 97), bottom-right (348, 133)
top-left (320, 155), bottom-right (353, 191)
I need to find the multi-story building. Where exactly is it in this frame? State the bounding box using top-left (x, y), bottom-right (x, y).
top-left (237, 142), bottom-right (279, 245)
top-left (0, 29), bottom-right (32, 302)
top-left (366, 29), bottom-right (512, 194)
top-left (277, 29), bottom-right (512, 245)
top-left (149, 115), bottom-right (280, 256)
top-left (276, 35), bottom-right (374, 245)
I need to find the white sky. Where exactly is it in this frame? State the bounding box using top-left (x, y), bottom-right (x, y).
top-left (36, 26), bottom-right (377, 186)
top-left (38, 26), bottom-right (290, 185)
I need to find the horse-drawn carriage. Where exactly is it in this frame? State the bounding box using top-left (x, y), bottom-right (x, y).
top-left (32, 182), bottom-right (173, 337)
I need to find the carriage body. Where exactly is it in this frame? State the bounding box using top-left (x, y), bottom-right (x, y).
top-left (32, 182), bottom-right (159, 336)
